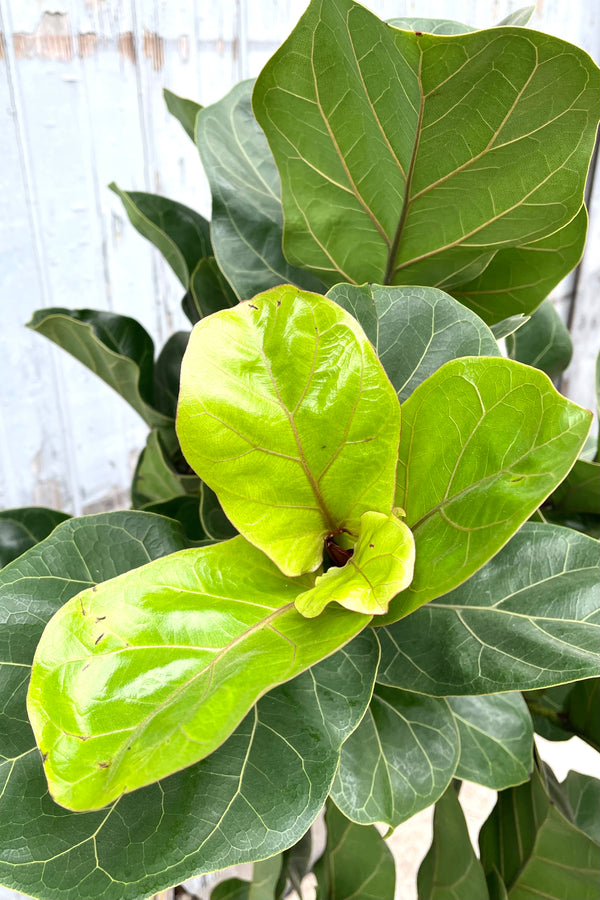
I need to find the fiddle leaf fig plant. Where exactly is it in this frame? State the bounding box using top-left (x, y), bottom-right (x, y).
top-left (1, 3), bottom-right (599, 900)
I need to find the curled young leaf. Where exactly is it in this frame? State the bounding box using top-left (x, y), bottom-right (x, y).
top-left (295, 511), bottom-right (415, 617)
top-left (177, 285), bottom-right (401, 576)
top-left (27, 537), bottom-right (370, 811)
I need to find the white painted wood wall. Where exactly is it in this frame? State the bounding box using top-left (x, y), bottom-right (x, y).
top-left (1, 0), bottom-right (598, 517)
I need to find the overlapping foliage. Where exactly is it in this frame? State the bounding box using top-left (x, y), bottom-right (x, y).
top-left (1, 2), bottom-right (599, 899)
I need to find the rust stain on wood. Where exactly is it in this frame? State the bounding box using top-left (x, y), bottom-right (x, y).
top-left (118, 32), bottom-right (136, 64)
top-left (143, 30), bottom-right (164, 71)
top-left (178, 34), bottom-right (190, 63)
top-left (78, 33), bottom-right (98, 59)
top-left (0, 32), bottom-right (5, 62)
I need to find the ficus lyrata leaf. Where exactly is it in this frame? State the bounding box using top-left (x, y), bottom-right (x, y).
top-left (507, 298), bottom-right (573, 379)
top-left (314, 801), bottom-right (396, 900)
top-left (295, 511), bottom-right (415, 617)
top-left (196, 80), bottom-right (324, 300)
top-left (163, 87), bottom-right (203, 142)
top-left (0, 507), bottom-right (70, 569)
top-left (384, 356), bottom-right (591, 620)
top-left (110, 183), bottom-right (211, 289)
top-left (377, 524), bottom-right (600, 695)
top-left (327, 283), bottom-right (500, 402)
top-left (177, 285), bottom-right (401, 577)
top-left (152, 330), bottom-right (189, 419)
top-left (27, 536), bottom-right (371, 810)
top-left (390, 6), bottom-right (535, 36)
top-left (184, 256), bottom-right (238, 324)
top-left (417, 785), bottom-right (489, 900)
top-left (562, 771), bottom-right (600, 844)
top-left (253, 0), bottom-right (598, 322)
top-left (28, 308), bottom-right (172, 428)
top-left (548, 458), bottom-right (600, 515)
top-left (529, 679), bottom-right (600, 751)
top-left (131, 427), bottom-right (199, 508)
top-left (0, 513), bottom-right (378, 897)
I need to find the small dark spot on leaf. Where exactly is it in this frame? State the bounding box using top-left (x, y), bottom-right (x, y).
top-left (41, 752), bottom-right (48, 763)
top-left (370, 543), bottom-right (374, 549)
top-left (321, 445), bottom-right (326, 449)
top-left (510, 476), bottom-right (525, 484)
top-left (92, 585), bottom-right (98, 593)
top-left (78, 734), bottom-right (90, 742)
top-left (248, 303), bottom-right (257, 310)
top-left (95, 615), bottom-right (106, 622)
top-left (415, 30), bottom-right (423, 35)
top-left (80, 599), bottom-right (87, 616)
top-left (98, 761), bottom-right (111, 769)
top-left (82, 663), bottom-right (90, 672)
top-left (277, 300), bottom-right (281, 307)
top-left (94, 633), bottom-right (105, 646)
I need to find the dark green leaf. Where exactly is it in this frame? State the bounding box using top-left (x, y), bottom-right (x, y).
top-left (195, 80), bottom-right (323, 299)
top-left (249, 856), bottom-right (283, 900)
top-left (386, 357), bottom-right (591, 620)
top-left (327, 284), bottom-right (499, 402)
top-left (448, 693), bottom-right (533, 789)
top-left (507, 299), bottom-right (573, 379)
top-left (332, 684), bottom-right (459, 827)
top-left (211, 879), bottom-right (250, 900)
top-left (523, 684), bottom-right (574, 742)
top-left (153, 331), bottom-right (189, 419)
top-left (199, 483), bottom-right (237, 540)
top-left (142, 495), bottom-right (206, 542)
top-left (453, 206), bottom-right (588, 321)
top-left (177, 286), bottom-right (401, 578)
top-left (315, 801), bottom-right (395, 900)
top-left (562, 771), bottom-right (600, 843)
top-left (0, 514), bottom-right (377, 899)
top-left (132, 428), bottom-right (199, 508)
top-left (275, 829), bottom-right (312, 900)
top-left (184, 256), bottom-right (238, 324)
top-left (486, 866), bottom-right (509, 900)
top-left (0, 507), bottom-right (70, 569)
top-left (110, 183), bottom-right (211, 288)
top-left (377, 524), bottom-right (600, 694)
top-left (566, 678), bottom-right (600, 750)
top-left (253, 1), bottom-right (598, 322)
top-left (163, 87), bottom-right (203, 142)
top-left (28, 308), bottom-right (171, 428)
top-left (549, 459), bottom-right (600, 515)
top-left (480, 766), bottom-right (600, 898)
top-left (542, 509), bottom-right (600, 539)
top-left (417, 785), bottom-right (489, 900)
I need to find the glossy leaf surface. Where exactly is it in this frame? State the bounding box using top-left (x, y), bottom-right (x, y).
top-left (28, 537), bottom-right (370, 810)
top-left (507, 298), bottom-right (573, 379)
top-left (562, 771), bottom-right (600, 844)
top-left (196, 80), bottom-right (323, 299)
top-left (296, 511), bottom-right (415, 617)
top-left (417, 786), bottom-right (489, 900)
top-left (0, 516), bottom-right (377, 898)
top-left (110, 184), bottom-right (211, 288)
top-left (315, 801), bottom-right (396, 900)
top-left (385, 357), bottom-right (591, 619)
top-left (28, 308), bottom-right (172, 428)
top-left (479, 767), bottom-right (600, 899)
top-left (253, 0), bottom-right (598, 322)
top-left (177, 286), bottom-right (401, 576)
top-left (491, 314), bottom-right (530, 341)
top-left (332, 684), bottom-right (459, 827)
top-left (163, 87), bottom-right (202, 142)
top-left (449, 693), bottom-right (533, 789)
top-left (328, 283), bottom-right (499, 402)
top-left (0, 507), bottom-right (70, 569)
top-left (377, 524), bottom-right (600, 695)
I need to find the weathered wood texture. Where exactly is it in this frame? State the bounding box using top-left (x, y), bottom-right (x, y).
top-left (0, 0), bottom-right (598, 516)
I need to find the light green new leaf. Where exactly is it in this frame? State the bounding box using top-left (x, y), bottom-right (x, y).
top-left (28, 308), bottom-right (172, 428)
top-left (0, 513), bottom-right (377, 900)
top-left (453, 206), bottom-right (588, 321)
top-left (0, 507), bottom-right (70, 569)
top-left (507, 298), bottom-right (573, 379)
top-left (328, 283), bottom-right (500, 402)
top-left (163, 87), bottom-right (203, 142)
top-left (177, 286), bottom-right (401, 576)
top-left (110, 183), bottom-right (211, 288)
top-left (549, 459), bottom-right (600, 514)
top-left (332, 684), bottom-right (459, 827)
top-left (491, 315), bottom-right (530, 341)
top-left (562, 771), bottom-right (600, 844)
top-left (385, 356), bottom-right (591, 620)
top-left (28, 536), bottom-right (370, 810)
top-left (315, 801), bottom-right (396, 900)
top-left (296, 511), bottom-right (415, 617)
top-left (132, 428), bottom-right (199, 508)
top-left (449, 693), bottom-right (533, 790)
top-left (417, 786), bottom-right (489, 900)
top-left (390, 11), bottom-right (534, 35)
top-left (497, 7), bottom-right (536, 27)
top-left (377, 524), bottom-right (600, 695)
top-left (196, 80), bottom-right (324, 300)
top-left (184, 256), bottom-right (238, 324)
top-left (479, 766), bottom-right (600, 899)
top-left (253, 0), bottom-right (598, 322)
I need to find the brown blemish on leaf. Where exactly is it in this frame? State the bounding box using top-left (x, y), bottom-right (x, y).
top-left (95, 615), bottom-right (106, 621)
top-left (80, 599), bottom-right (87, 616)
top-left (98, 761), bottom-right (111, 769)
top-left (41, 752), bottom-right (48, 763)
top-left (94, 633), bottom-right (105, 646)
